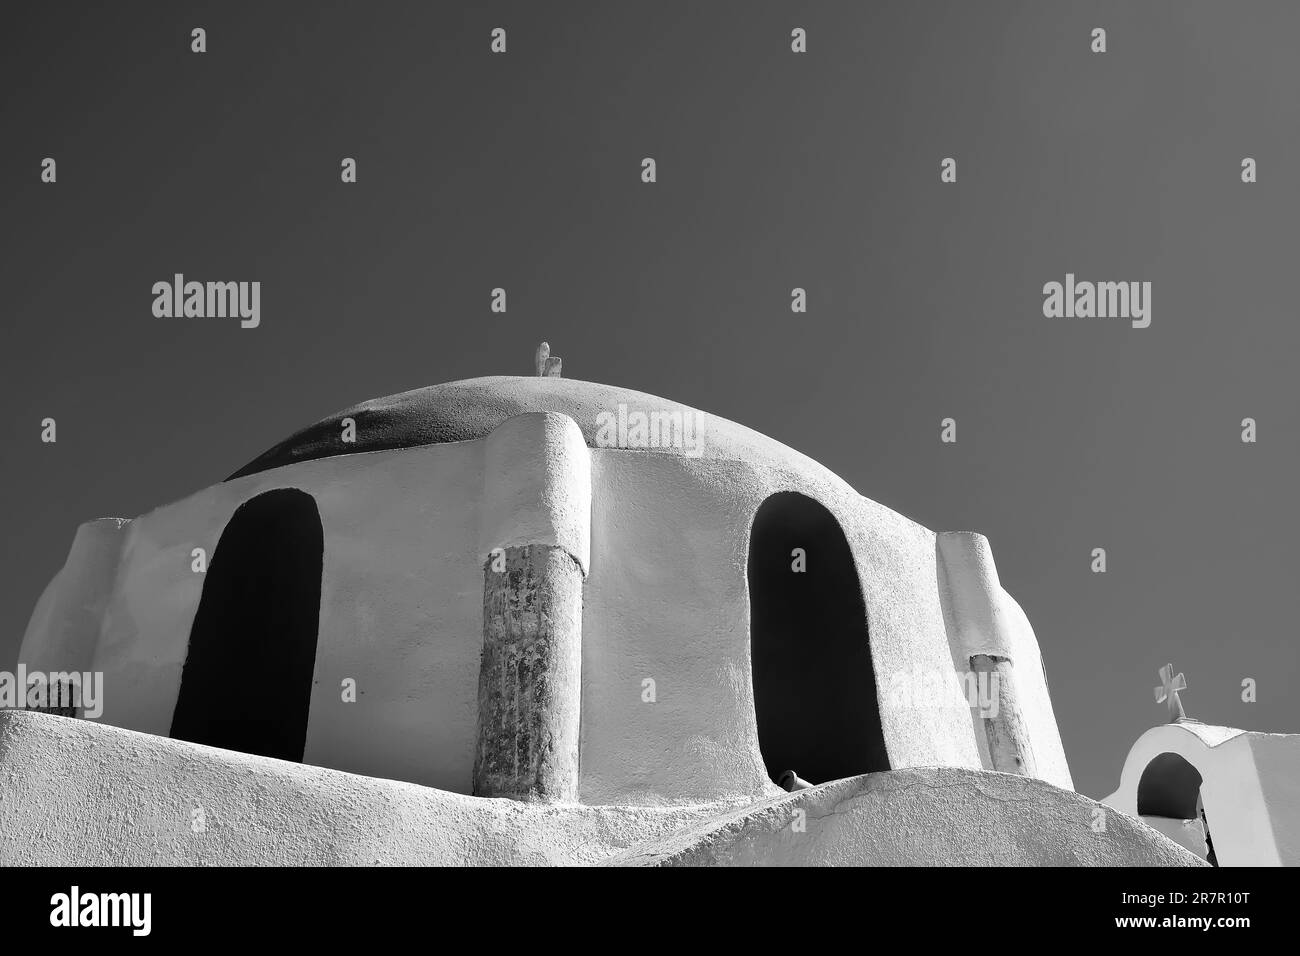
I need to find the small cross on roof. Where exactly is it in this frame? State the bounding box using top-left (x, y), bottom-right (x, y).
top-left (1154, 663), bottom-right (1188, 722)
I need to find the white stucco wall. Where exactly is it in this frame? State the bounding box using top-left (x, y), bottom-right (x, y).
top-left (1140, 815), bottom-right (1208, 859)
top-left (578, 450), bottom-right (985, 804)
top-left (22, 441), bottom-right (489, 793)
top-left (1247, 734), bottom-right (1300, 865)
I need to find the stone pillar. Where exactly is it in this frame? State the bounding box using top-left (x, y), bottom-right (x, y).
top-left (476, 545), bottom-right (583, 801)
top-left (474, 413), bottom-right (590, 802)
top-left (970, 653), bottom-right (1037, 776)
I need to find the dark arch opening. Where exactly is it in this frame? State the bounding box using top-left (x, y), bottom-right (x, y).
top-left (1137, 752), bottom-right (1203, 819)
top-left (170, 488), bottom-right (323, 762)
top-left (1137, 751), bottom-right (1217, 865)
top-left (747, 491), bottom-right (890, 786)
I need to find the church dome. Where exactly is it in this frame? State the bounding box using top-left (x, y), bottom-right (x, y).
top-left (20, 366), bottom-right (1074, 817)
top-left (229, 375), bottom-right (841, 486)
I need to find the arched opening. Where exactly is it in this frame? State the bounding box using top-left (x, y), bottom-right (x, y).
top-left (747, 491), bottom-right (889, 787)
top-left (170, 488), bottom-right (323, 762)
top-left (1137, 752), bottom-right (1202, 818)
top-left (1137, 752), bottom-right (1217, 865)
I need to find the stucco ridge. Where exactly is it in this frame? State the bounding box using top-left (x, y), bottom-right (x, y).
top-left (605, 766), bottom-right (1204, 867)
top-left (1163, 720), bottom-right (1281, 747)
top-left (865, 767), bottom-right (1055, 806)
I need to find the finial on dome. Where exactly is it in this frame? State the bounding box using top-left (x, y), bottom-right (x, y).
top-left (534, 342), bottom-right (562, 377)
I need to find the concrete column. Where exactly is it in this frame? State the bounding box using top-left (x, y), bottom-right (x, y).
top-left (474, 413), bottom-right (590, 802)
top-left (936, 532), bottom-right (1015, 657)
top-left (938, 531), bottom-right (1030, 772)
top-left (970, 653), bottom-right (1038, 776)
top-left (937, 530), bottom-right (1075, 790)
top-left (20, 517), bottom-right (131, 718)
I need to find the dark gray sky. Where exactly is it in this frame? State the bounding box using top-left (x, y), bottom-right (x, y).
top-left (3, 1), bottom-right (1297, 799)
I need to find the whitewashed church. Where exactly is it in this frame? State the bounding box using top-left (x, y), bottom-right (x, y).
top-left (1, 356), bottom-right (1279, 865)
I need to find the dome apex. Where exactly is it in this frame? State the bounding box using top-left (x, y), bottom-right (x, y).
top-left (228, 376), bottom-right (837, 487)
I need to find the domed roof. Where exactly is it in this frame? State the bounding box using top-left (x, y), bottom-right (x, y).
top-left (228, 376), bottom-right (841, 486)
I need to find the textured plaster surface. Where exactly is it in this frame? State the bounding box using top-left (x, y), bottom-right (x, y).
top-left (0, 712), bottom-right (733, 866)
top-left (475, 545), bottom-right (583, 801)
top-left (1106, 722), bottom-right (1300, 866)
top-left (607, 766), bottom-right (1205, 867)
top-left (0, 714), bottom-right (1190, 867)
top-left (971, 654), bottom-right (1036, 776)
